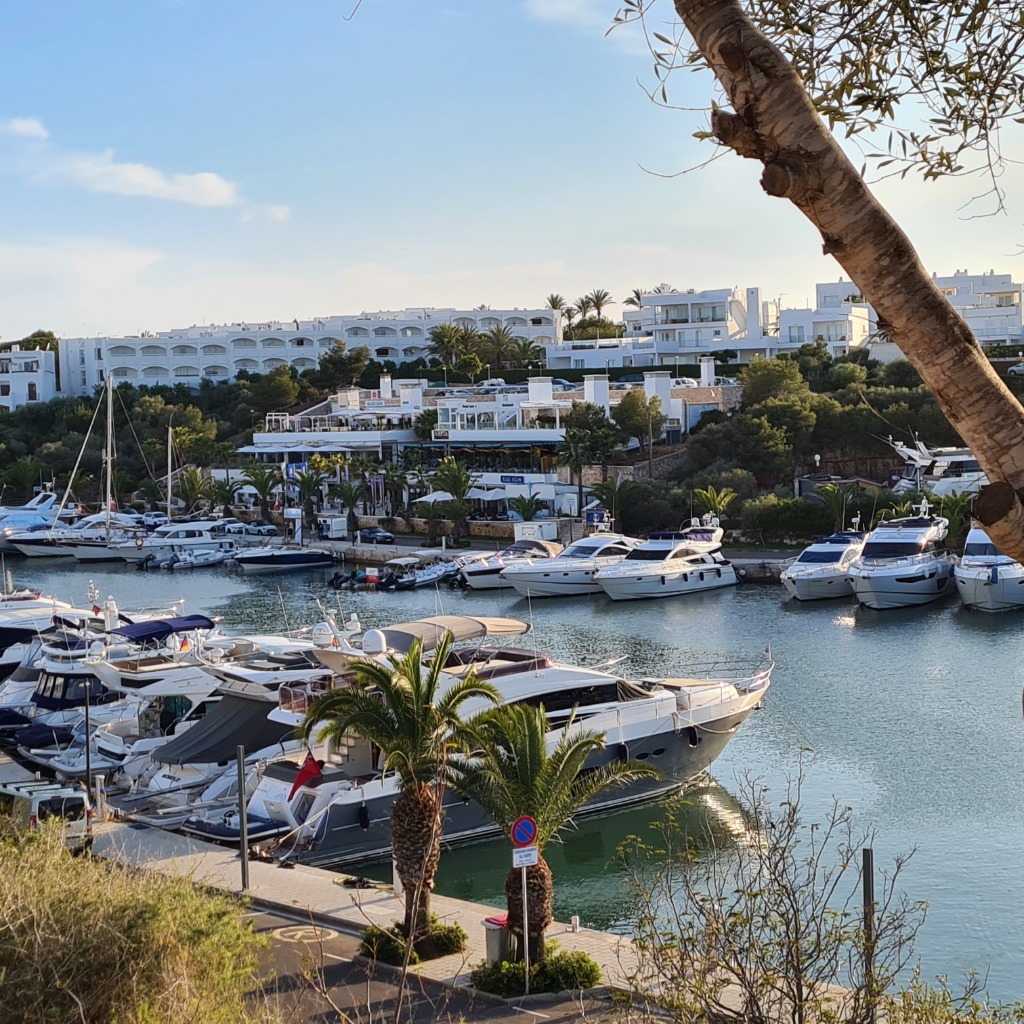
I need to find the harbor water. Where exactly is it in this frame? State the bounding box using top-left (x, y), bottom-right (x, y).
top-left (9, 560), bottom-right (1024, 1000)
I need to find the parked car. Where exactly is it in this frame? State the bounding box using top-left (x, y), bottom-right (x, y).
top-left (142, 511), bottom-right (169, 529)
top-left (1007, 363), bottom-right (1024, 377)
top-left (359, 526), bottom-right (395, 544)
top-left (244, 519), bottom-right (278, 536)
top-left (616, 373), bottom-right (645, 384)
top-left (550, 379), bottom-right (576, 391)
top-left (672, 377), bottom-right (699, 388)
top-left (714, 375), bottom-right (740, 386)
top-left (213, 517), bottom-right (246, 534)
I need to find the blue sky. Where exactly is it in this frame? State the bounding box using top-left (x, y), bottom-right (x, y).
top-left (1, 0), bottom-right (1021, 340)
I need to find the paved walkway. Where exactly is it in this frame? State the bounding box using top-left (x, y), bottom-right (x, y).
top-left (92, 822), bottom-right (639, 991)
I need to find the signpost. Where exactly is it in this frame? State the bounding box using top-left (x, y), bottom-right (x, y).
top-left (510, 816), bottom-right (538, 993)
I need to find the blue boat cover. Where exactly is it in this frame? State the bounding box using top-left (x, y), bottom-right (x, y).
top-left (109, 614), bottom-right (216, 643)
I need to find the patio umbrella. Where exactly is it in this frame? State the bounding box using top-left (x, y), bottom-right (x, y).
top-left (413, 491), bottom-right (455, 504)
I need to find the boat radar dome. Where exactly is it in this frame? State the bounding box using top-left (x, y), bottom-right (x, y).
top-left (362, 629), bottom-right (387, 655)
top-left (310, 622), bottom-right (336, 648)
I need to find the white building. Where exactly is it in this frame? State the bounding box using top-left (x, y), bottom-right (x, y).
top-left (0, 346), bottom-right (59, 412)
top-left (57, 306), bottom-right (561, 395)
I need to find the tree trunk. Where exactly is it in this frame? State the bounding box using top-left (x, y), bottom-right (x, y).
top-left (391, 784), bottom-right (442, 943)
top-left (504, 858), bottom-right (553, 963)
top-left (677, 0), bottom-right (1024, 562)
top-left (576, 468), bottom-right (584, 522)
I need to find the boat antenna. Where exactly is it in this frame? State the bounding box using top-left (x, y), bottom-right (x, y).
top-left (277, 586), bottom-right (292, 634)
top-left (869, 490), bottom-right (880, 528)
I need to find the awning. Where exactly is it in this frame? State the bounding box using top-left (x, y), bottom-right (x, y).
top-left (155, 693), bottom-right (294, 765)
top-left (379, 615), bottom-right (530, 653)
top-left (413, 491), bottom-right (454, 504)
top-left (110, 614), bottom-right (216, 644)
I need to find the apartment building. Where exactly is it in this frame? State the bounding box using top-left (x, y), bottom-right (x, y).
top-left (57, 306), bottom-right (561, 395)
top-left (0, 346), bottom-right (59, 412)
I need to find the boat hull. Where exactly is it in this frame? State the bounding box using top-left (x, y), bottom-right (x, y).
top-left (850, 559), bottom-right (955, 610)
top-left (781, 570), bottom-right (855, 601)
top-left (596, 565), bottom-right (738, 602)
top-left (955, 566), bottom-right (1024, 612)
top-left (460, 565), bottom-right (512, 590)
top-left (503, 568), bottom-right (604, 598)
top-left (277, 702), bottom-right (759, 867)
top-left (235, 551), bottom-right (334, 574)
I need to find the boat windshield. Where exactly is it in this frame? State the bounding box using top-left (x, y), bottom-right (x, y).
top-left (563, 543), bottom-right (603, 558)
top-left (861, 541), bottom-right (924, 558)
top-left (964, 541), bottom-right (1005, 557)
top-left (624, 548), bottom-right (673, 562)
top-left (796, 550), bottom-right (842, 564)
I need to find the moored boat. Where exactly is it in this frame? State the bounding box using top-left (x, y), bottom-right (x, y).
top-left (781, 527), bottom-right (867, 601)
top-left (954, 524), bottom-right (1024, 613)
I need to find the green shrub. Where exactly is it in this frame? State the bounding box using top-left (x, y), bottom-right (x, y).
top-left (359, 915), bottom-right (467, 965)
top-left (470, 949), bottom-right (602, 997)
top-left (740, 494), bottom-right (834, 542)
top-left (359, 923), bottom-right (419, 966)
top-left (0, 822), bottom-right (271, 1024)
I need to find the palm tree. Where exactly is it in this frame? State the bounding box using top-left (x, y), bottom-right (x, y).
top-left (242, 461), bottom-right (281, 521)
top-left (458, 324), bottom-right (482, 358)
top-left (544, 293), bottom-right (566, 314)
top-left (557, 432), bottom-right (592, 519)
top-left (692, 484), bottom-right (739, 519)
top-left (300, 635), bottom-right (499, 943)
top-left (623, 288), bottom-right (647, 309)
top-left (480, 325), bottom-right (518, 372)
top-left (207, 477), bottom-right (241, 516)
top-left (590, 478), bottom-right (635, 533)
top-left (330, 480), bottom-right (365, 541)
top-left (451, 704), bottom-right (656, 963)
top-left (175, 466), bottom-right (210, 513)
top-left (562, 306), bottom-right (578, 331)
top-left (586, 288), bottom-right (613, 321)
top-left (4, 456), bottom-right (44, 500)
top-left (815, 481), bottom-right (858, 532)
top-left (573, 296), bottom-right (594, 321)
top-left (507, 494), bottom-right (544, 521)
top-left (382, 462), bottom-right (409, 515)
top-left (509, 337), bottom-right (545, 368)
top-left (292, 468), bottom-right (327, 536)
top-left (431, 457), bottom-right (474, 544)
top-left (347, 453), bottom-right (377, 513)
top-left (427, 323), bottom-right (465, 369)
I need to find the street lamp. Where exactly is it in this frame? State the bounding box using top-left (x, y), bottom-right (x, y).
top-left (814, 453), bottom-right (822, 474)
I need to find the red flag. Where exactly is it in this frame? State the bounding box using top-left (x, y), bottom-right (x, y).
top-left (92, 605), bottom-right (101, 615)
top-left (288, 751), bottom-right (323, 801)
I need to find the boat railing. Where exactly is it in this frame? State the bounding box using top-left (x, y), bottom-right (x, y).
top-left (660, 654), bottom-right (775, 685)
top-left (853, 552), bottom-right (944, 570)
top-left (278, 678), bottom-right (333, 715)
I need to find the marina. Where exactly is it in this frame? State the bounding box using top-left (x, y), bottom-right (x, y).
top-left (0, 559), bottom-right (1022, 998)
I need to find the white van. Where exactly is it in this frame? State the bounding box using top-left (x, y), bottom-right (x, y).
top-left (0, 779), bottom-right (93, 851)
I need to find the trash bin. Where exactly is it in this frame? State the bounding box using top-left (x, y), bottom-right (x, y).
top-left (482, 915), bottom-right (510, 964)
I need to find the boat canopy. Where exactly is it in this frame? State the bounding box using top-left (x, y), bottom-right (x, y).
top-left (154, 693), bottom-right (292, 765)
top-left (379, 615), bottom-right (530, 653)
top-left (110, 614), bottom-right (216, 643)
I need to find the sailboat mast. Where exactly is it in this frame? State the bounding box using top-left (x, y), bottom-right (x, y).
top-left (167, 421), bottom-right (173, 522)
top-left (104, 373), bottom-right (114, 535)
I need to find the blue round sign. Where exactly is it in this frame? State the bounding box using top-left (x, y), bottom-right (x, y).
top-left (511, 815), bottom-right (538, 848)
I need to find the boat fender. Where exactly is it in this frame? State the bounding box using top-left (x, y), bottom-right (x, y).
top-left (358, 803), bottom-right (370, 831)
top-left (616, 742), bottom-right (628, 762)
top-left (991, 565), bottom-right (999, 585)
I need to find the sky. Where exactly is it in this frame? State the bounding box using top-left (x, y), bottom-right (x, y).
top-left (0, 0), bottom-right (1021, 341)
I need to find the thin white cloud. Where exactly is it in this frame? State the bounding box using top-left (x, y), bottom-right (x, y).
top-left (41, 149), bottom-right (240, 207)
top-left (264, 204), bottom-right (291, 223)
top-left (2, 117), bottom-right (49, 140)
top-left (524, 0), bottom-right (607, 29)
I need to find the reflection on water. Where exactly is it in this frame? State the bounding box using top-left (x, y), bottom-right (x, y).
top-left (8, 562), bottom-right (1024, 1000)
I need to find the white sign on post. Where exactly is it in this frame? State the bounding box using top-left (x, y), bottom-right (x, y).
top-left (512, 844), bottom-right (539, 869)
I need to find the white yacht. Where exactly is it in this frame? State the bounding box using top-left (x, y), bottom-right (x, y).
top-left (594, 535), bottom-right (737, 602)
top-left (457, 538), bottom-right (563, 590)
top-left (781, 528), bottom-right (867, 601)
top-left (9, 512), bottom-right (143, 558)
top-left (116, 521), bottom-right (241, 563)
top-left (887, 436), bottom-right (987, 497)
top-left (500, 532), bottom-right (643, 597)
top-left (177, 614), bottom-right (772, 865)
top-left (847, 503), bottom-right (954, 609)
top-left (954, 525), bottom-right (1024, 613)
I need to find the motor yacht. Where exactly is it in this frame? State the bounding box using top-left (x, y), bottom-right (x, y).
top-left (500, 532), bottom-right (643, 597)
top-left (886, 436), bottom-right (987, 497)
top-left (232, 546), bottom-right (334, 573)
top-left (9, 512), bottom-right (144, 558)
top-left (457, 539), bottom-right (563, 590)
top-left (847, 502), bottom-right (954, 609)
top-left (594, 535), bottom-right (737, 601)
top-left (115, 521), bottom-right (241, 563)
top-left (954, 525), bottom-right (1024, 613)
top-left (178, 614), bottom-right (772, 866)
top-left (780, 526), bottom-right (867, 601)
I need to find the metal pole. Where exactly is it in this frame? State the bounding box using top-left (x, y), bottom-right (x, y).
top-left (863, 847), bottom-right (875, 1024)
top-left (237, 745), bottom-right (249, 892)
top-left (522, 864), bottom-right (530, 995)
top-left (84, 679), bottom-right (92, 800)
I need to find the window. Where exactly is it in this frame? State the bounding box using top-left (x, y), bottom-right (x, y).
top-left (0, 384), bottom-right (8, 397)
top-left (788, 326), bottom-right (805, 343)
top-left (95, 348), bottom-right (102, 360)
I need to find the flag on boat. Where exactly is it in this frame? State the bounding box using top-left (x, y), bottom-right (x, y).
top-left (288, 750), bottom-right (323, 801)
top-left (92, 604), bottom-right (101, 615)
top-left (179, 635), bottom-right (190, 653)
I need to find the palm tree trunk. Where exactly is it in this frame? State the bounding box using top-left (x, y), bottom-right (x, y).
top-left (391, 784), bottom-right (442, 942)
top-left (504, 858), bottom-right (553, 963)
top-left (576, 468), bottom-right (584, 522)
top-left (679, 0), bottom-right (1024, 562)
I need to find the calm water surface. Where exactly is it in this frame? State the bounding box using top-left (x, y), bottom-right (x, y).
top-left (11, 561), bottom-right (1024, 999)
